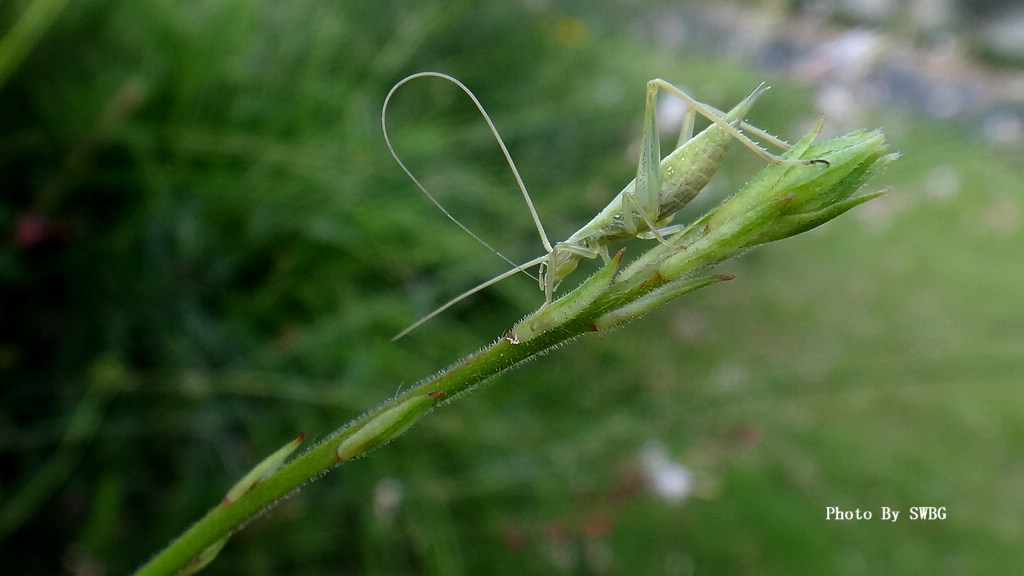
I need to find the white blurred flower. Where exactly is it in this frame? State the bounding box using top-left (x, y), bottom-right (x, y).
top-left (373, 477), bottom-right (403, 523)
top-left (639, 440), bottom-right (695, 504)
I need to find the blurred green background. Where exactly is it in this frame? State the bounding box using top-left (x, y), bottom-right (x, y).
top-left (2, 0), bottom-right (1022, 574)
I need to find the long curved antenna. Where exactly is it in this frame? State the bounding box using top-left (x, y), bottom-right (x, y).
top-left (382, 72), bottom-right (555, 262)
top-left (392, 254), bottom-right (549, 341)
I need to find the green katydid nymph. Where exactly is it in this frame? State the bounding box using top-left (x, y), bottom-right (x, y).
top-left (383, 72), bottom-right (827, 340)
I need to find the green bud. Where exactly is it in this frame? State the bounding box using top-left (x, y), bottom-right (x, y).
top-left (335, 391), bottom-right (445, 462)
top-left (742, 128), bottom-right (896, 247)
top-left (662, 121), bottom-right (893, 269)
top-left (601, 121), bottom-right (893, 315)
top-left (177, 432), bottom-right (307, 575)
top-left (223, 431), bottom-right (306, 504)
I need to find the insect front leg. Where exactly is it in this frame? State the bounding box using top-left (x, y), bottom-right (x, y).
top-left (540, 242), bottom-right (604, 302)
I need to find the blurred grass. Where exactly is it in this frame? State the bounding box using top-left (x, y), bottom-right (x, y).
top-left (2, 0), bottom-right (1022, 574)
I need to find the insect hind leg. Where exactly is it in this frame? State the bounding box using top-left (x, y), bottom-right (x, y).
top-left (651, 79), bottom-right (825, 167)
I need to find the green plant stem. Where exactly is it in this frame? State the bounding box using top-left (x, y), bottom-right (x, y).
top-left (133, 271), bottom-right (613, 576)
top-left (134, 245), bottom-right (711, 576)
top-left (134, 123), bottom-right (893, 576)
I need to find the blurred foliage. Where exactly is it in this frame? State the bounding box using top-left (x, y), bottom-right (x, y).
top-left (2, 0), bottom-right (1023, 574)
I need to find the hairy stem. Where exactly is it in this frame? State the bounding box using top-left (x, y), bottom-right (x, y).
top-left (135, 124), bottom-right (894, 576)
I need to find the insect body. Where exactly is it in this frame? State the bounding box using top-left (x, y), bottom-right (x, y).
top-left (384, 73), bottom-right (822, 339)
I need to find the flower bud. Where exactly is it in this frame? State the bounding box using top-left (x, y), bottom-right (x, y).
top-left (744, 128), bottom-right (896, 246)
top-left (654, 120), bottom-right (893, 279)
